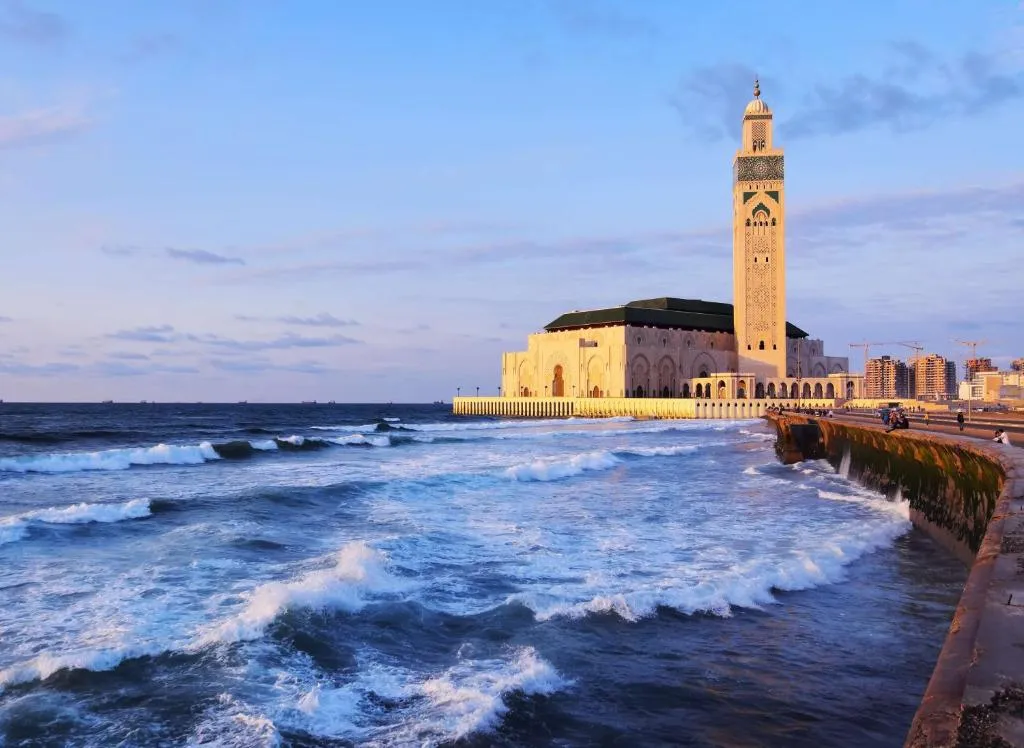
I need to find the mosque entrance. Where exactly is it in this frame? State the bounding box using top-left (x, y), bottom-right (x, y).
top-left (591, 385), bottom-right (601, 398)
top-left (552, 365), bottom-right (565, 397)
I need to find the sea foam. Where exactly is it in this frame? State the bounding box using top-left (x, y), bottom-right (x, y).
top-left (199, 541), bottom-right (409, 645)
top-left (0, 443), bottom-right (219, 473)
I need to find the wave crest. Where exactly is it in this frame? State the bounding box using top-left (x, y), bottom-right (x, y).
top-left (199, 541), bottom-right (410, 645)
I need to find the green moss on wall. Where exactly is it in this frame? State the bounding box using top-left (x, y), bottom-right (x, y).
top-left (771, 417), bottom-right (1005, 555)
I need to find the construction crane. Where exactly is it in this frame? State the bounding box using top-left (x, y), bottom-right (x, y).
top-left (848, 341), bottom-right (922, 373)
top-left (953, 339), bottom-right (988, 422)
top-left (897, 341), bottom-right (925, 366)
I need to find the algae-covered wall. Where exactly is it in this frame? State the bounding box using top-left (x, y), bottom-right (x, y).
top-left (771, 416), bottom-right (1004, 561)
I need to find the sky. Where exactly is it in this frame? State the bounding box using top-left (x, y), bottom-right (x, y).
top-left (0, 0), bottom-right (1021, 403)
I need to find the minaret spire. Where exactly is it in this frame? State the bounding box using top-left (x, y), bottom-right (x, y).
top-left (753, 78), bottom-right (760, 99)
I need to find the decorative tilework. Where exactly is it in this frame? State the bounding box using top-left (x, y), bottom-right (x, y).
top-left (735, 155), bottom-right (784, 182)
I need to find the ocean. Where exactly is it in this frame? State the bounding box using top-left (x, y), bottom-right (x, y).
top-left (0, 403), bottom-right (966, 747)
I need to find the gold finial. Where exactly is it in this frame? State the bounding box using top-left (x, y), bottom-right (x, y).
top-left (753, 78), bottom-right (760, 98)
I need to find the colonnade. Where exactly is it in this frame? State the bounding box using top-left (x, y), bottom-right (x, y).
top-left (452, 397), bottom-right (837, 419)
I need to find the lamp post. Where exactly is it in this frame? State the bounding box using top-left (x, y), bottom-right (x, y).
top-left (544, 385), bottom-right (548, 397)
top-left (457, 387), bottom-right (461, 398)
top-left (475, 386), bottom-right (479, 397)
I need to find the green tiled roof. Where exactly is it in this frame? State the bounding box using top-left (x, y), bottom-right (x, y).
top-left (543, 296), bottom-right (809, 338)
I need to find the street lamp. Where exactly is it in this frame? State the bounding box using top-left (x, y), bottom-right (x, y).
top-left (457, 387), bottom-right (461, 398)
top-left (475, 386), bottom-right (479, 397)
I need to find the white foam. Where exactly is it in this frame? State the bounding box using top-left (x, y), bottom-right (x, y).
top-left (309, 423), bottom-right (381, 432)
top-left (32, 498), bottom-right (151, 524)
top-left (0, 499), bottom-right (151, 547)
top-left (0, 521), bottom-right (28, 545)
top-left (412, 646), bottom-right (568, 741)
top-left (251, 440), bottom-right (279, 451)
top-left (328, 434), bottom-right (391, 448)
top-left (504, 450), bottom-right (621, 482)
top-left (383, 417), bottom-right (400, 422)
top-left (513, 512), bottom-right (911, 623)
top-left (616, 444), bottom-right (699, 458)
top-left (0, 442), bottom-right (219, 473)
top-left (817, 488), bottom-right (911, 520)
top-left (0, 641), bottom-right (169, 690)
top-left (199, 541), bottom-right (409, 645)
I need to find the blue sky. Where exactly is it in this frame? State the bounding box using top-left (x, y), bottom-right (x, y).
top-left (0, 0), bottom-right (1021, 402)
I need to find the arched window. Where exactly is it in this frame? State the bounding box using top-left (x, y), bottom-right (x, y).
top-left (790, 382), bottom-right (799, 399)
top-left (813, 383), bottom-right (823, 398)
top-left (682, 383), bottom-right (691, 398)
top-left (699, 369), bottom-right (709, 378)
top-left (758, 340), bottom-right (765, 350)
top-left (755, 382), bottom-right (765, 399)
top-left (717, 380), bottom-right (727, 399)
top-left (846, 381), bottom-right (855, 399)
top-left (802, 383), bottom-right (812, 399)
top-left (552, 365), bottom-right (565, 397)
top-left (766, 382), bottom-right (776, 398)
top-left (826, 383), bottom-right (835, 398)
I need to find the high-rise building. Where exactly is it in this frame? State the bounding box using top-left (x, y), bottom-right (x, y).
top-left (965, 357), bottom-right (996, 379)
top-left (914, 354), bottom-right (956, 400)
top-left (865, 355), bottom-right (910, 399)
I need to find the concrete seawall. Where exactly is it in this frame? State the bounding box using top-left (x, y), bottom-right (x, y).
top-left (768, 413), bottom-right (1024, 747)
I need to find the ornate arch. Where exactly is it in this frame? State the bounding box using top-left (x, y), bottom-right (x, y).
top-left (630, 354), bottom-right (650, 398)
top-left (812, 362), bottom-right (826, 377)
top-left (690, 351), bottom-right (716, 380)
top-left (586, 355), bottom-right (606, 399)
top-left (656, 355), bottom-right (676, 398)
top-left (518, 360), bottom-right (534, 397)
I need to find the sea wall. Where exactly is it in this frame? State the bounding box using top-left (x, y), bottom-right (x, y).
top-left (453, 396), bottom-right (835, 419)
top-left (768, 413), bottom-right (1024, 748)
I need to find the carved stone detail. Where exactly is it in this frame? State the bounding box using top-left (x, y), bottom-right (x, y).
top-left (735, 155), bottom-right (784, 182)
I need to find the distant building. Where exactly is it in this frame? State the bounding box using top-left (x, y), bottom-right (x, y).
top-left (1012, 358), bottom-right (1024, 372)
top-left (914, 354), bottom-right (957, 400)
top-left (959, 370), bottom-right (1024, 402)
top-left (965, 357), bottom-right (996, 379)
top-left (865, 355), bottom-right (910, 399)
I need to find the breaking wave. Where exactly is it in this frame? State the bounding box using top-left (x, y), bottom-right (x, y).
top-left (199, 541), bottom-right (411, 645)
top-left (0, 499), bottom-right (152, 546)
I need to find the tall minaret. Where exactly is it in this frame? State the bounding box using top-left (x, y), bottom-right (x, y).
top-left (732, 79), bottom-right (786, 378)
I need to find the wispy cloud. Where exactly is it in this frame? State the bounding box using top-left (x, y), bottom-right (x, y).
top-left (193, 332), bottom-right (361, 351)
top-left (237, 312), bottom-right (360, 327)
top-left (784, 48), bottom-right (1024, 138)
top-left (0, 361), bottom-right (78, 376)
top-left (99, 244), bottom-right (140, 257)
top-left (106, 324), bottom-right (178, 343)
top-left (0, 105), bottom-right (92, 149)
top-left (105, 324), bottom-right (362, 351)
top-left (0, 1), bottom-right (67, 45)
top-left (277, 313), bottom-right (359, 328)
top-left (166, 247), bottom-right (245, 266)
top-left (672, 46), bottom-right (1024, 141)
top-left (93, 360), bottom-right (199, 377)
top-left (547, 0), bottom-right (661, 39)
top-left (106, 351), bottom-right (150, 361)
top-left (208, 358), bottom-right (334, 375)
top-left (0, 315), bottom-right (12, 322)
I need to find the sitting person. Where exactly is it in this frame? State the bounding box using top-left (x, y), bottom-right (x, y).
top-left (993, 429), bottom-right (1012, 446)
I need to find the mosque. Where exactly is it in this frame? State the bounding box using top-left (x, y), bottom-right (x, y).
top-left (495, 81), bottom-right (858, 408)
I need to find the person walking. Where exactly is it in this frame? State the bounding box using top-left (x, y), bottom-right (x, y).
top-left (924, 411), bottom-right (930, 428)
top-left (957, 411), bottom-right (965, 432)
